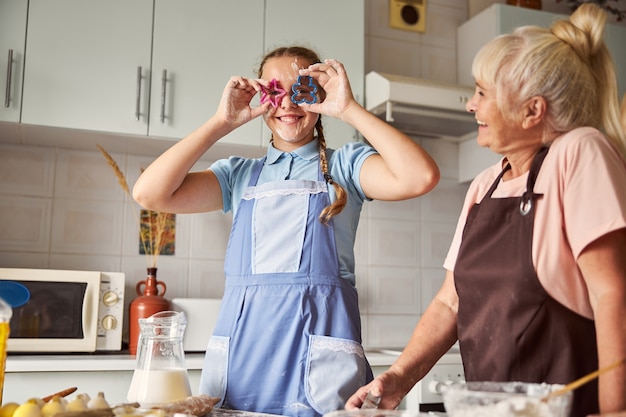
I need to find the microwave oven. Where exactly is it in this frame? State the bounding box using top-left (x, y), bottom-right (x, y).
top-left (0, 268), bottom-right (125, 353)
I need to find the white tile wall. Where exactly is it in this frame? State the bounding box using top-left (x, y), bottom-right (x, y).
top-left (0, 195), bottom-right (52, 252)
top-left (365, 0), bottom-right (467, 82)
top-left (361, 0), bottom-right (470, 346)
top-left (50, 199), bottom-right (124, 254)
top-left (0, 0), bottom-right (472, 348)
top-left (0, 145), bottom-right (55, 196)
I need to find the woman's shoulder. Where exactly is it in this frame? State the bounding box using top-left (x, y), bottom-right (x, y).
top-left (536, 127), bottom-right (626, 194)
top-left (548, 127), bottom-right (625, 167)
top-left (551, 126), bottom-right (611, 152)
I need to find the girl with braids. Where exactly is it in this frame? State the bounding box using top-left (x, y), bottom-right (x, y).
top-left (133, 45), bottom-right (439, 417)
top-left (348, 4), bottom-right (626, 416)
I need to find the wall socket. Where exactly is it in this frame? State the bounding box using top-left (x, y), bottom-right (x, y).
top-left (389, 0), bottom-right (426, 33)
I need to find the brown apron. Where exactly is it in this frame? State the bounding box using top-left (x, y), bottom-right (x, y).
top-left (454, 146), bottom-right (598, 417)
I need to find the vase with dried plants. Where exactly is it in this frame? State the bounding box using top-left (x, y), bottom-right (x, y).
top-left (97, 145), bottom-right (173, 355)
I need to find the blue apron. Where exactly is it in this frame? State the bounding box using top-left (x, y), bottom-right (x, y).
top-left (200, 157), bottom-right (372, 417)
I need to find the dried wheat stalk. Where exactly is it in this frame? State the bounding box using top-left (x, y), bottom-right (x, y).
top-left (97, 144), bottom-right (169, 267)
top-left (97, 144), bottom-right (131, 195)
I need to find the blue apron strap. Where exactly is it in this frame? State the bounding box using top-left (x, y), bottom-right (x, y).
top-left (248, 156), bottom-right (266, 187)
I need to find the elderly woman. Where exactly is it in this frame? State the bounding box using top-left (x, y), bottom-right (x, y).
top-left (347, 3), bottom-right (626, 416)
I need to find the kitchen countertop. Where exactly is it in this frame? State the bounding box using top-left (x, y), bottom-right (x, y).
top-left (6, 350), bottom-right (401, 373)
top-left (5, 348), bottom-right (449, 407)
top-left (210, 409), bottom-right (288, 417)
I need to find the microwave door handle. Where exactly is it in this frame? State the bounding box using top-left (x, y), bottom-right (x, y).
top-left (82, 282), bottom-right (99, 351)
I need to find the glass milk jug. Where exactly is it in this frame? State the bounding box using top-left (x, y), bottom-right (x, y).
top-left (127, 310), bottom-right (192, 407)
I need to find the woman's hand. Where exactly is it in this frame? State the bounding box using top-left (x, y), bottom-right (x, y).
top-left (345, 370), bottom-right (410, 411)
top-left (215, 76), bottom-right (270, 129)
top-left (298, 59), bottom-right (359, 121)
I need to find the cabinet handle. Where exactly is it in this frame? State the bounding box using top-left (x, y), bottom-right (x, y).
top-left (160, 69), bottom-right (167, 123)
top-left (135, 66), bottom-right (142, 121)
top-left (4, 49), bottom-right (13, 108)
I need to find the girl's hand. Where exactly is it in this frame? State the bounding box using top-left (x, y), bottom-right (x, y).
top-left (298, 59), bottom-right (359, 120)
top-left (215, 76), bottom-right (270, 129)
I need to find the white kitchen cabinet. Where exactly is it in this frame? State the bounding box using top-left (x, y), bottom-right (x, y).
top-left (19, 1), bottom-right (361, 148)
top-left (457, 4), bottom-right (626, 98)
top-left (0, 0), bottom-right (28, 123)
top-left (148, 1), bottom-right (264, 146)
top-left (458, 135), bottom-right (501, 183)
top-left (264, 0), bottom-right (365, 150)
top-left (21, 0), bottom-right (154, 136)
top-left (21, 1), bottom-right (265, 146)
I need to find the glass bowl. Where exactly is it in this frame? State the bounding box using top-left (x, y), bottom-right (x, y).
top-left (442, 381), bottom-right (573, 417)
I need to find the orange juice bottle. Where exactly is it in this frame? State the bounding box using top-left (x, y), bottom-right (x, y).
top-left (0, 297), bottom-right (12, 404)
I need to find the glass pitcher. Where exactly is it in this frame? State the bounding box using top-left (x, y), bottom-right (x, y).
top-left (127, 310), bottom-right (192, 407)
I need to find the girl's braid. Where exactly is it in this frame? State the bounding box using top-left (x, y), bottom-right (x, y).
top-left (316, 119), bottom-right (347, 224)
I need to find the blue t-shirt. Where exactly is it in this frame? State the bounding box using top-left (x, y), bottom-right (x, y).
top-left (210, 139), bottom-right (377, 285)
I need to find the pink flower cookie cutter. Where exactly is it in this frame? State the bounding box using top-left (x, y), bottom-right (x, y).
top-left (260, 78), bottom-right (287, 108)
top-left (291, 75), bottom-right (318, 104)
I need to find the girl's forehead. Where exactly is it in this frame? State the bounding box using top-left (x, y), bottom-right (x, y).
top-left (262, 56), bottom-right (309, 81)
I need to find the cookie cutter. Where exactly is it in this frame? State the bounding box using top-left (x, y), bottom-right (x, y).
top-left (291, 75), bottom-right (318, 104)
top-left (260, 78), bottom-right (287, 108)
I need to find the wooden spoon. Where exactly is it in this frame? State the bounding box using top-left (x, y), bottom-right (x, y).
top-left (542, 358), bottom-right (626, 402)
top-left (42, 386), bottom-right (78, 402)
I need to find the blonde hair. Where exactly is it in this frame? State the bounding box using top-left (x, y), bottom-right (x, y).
top-left (472, 3), bottom-right (626, 156)
top-left (257, 46), bottom-right (347, 224)
top-left (621, 93), bottom-right (626, 132)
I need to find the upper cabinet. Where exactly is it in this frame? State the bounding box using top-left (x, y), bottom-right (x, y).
top-left (0, 0), bottom-right (28, 123)
top-left (264, 0), bottom-right (364, 150)
top-left (457, 4), bottom-right (626, 97)
top-left (21, 0), bottom-right (265, 146)
top-left (148, 1), bottom-right (264, 146)
top-left (14, 1), bottom-right (364, 149)
top-left (21, 0), bottom-right (154, 136)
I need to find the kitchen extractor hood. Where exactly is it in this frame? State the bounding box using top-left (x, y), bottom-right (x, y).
top-left (365, 71), bottom-right (477, 141)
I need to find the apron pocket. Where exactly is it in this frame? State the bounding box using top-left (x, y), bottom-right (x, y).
top-left (199, 335), bottom-right (230, 406)
top-left (305, 335), bottom-right (367, 414)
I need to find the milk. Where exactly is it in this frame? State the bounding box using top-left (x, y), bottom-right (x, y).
top-left (127, 368), bottom-right (192, 407)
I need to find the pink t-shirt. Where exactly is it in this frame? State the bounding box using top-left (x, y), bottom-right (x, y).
top-left (444, 127), bottom-right (626, 319)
